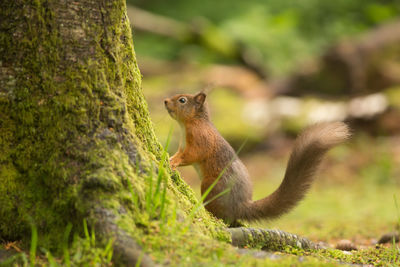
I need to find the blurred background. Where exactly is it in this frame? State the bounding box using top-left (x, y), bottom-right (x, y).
top-left (128, 0), bottom-right (400, 247)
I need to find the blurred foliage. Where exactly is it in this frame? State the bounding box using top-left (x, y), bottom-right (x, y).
top-left (130, 0), bottom-right (400, 76)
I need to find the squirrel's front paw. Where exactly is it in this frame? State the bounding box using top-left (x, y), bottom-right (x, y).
top-left (169, 156), bottom-right (180, 171)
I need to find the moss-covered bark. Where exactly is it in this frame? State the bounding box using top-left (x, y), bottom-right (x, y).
top-left (0, 0), bottom-right (227, 265)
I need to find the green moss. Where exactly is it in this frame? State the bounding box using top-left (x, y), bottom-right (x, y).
top-left (315, 245), bottom-right (400, 266)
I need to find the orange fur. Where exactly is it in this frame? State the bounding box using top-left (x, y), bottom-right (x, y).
top-left (164, 92), bottom-right (350, 225)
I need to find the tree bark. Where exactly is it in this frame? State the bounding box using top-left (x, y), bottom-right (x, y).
top-left (0, 0), bottom-right (222, 265)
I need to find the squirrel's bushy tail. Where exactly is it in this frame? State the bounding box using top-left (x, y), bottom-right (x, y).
top-left (243, 122), bottom-right (350, 221)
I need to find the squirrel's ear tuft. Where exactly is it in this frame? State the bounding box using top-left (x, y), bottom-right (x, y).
top-left (194, 92), bottom-right (206, 105)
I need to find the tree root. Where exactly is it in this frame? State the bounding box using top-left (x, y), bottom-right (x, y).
top-left (92, 207), bottom-right (155, 267)
top-left (227, 227), bottom-right (324, 251)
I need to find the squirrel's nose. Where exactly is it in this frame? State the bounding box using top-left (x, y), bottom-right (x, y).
top-left (164, 99), bottom-right (169, 105)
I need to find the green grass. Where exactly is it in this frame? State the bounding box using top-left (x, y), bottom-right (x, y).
top-left (29, 225), bottom-right (37, 267)
top-left (1, 221), bottom-right (114, 266)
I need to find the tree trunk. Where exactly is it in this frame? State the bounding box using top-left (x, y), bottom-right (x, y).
top-left (0, 0), bottom-right (225, 265)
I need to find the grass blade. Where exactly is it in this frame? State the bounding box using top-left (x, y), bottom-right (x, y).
top-left (83, 219), bottom-right (90, 241)
top-left (29, 224), bottom-right (38, 267)
top-left (63, 223), bottom-right (72, 267)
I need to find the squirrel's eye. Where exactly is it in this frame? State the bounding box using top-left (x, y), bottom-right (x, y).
top-left (178, 97), bottom-right (187, 104)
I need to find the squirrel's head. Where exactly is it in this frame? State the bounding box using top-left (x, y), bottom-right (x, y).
top-left (164, 92), bottom-right (209, 122)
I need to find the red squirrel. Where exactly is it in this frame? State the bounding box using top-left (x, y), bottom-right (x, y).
top-left (164, 91), bottom-right (350, 225)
